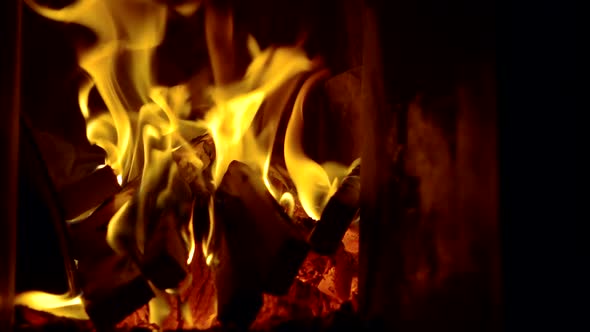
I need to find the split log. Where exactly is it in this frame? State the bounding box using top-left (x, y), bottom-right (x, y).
top-left (68, 181), bottom-right (155, 329)
top-left (140, 209), bottom-right (190, 290)
top-left (172, 134), bottom-right (216, 244)
top-left (139, 169), bottom-right (193, 291)
top-left (77, 253), bottom-right (154, 331)
top-left (97, 134), bottom-right (215, 294)
top-left (58, 165), bottom-right (121, 221)
top-left (109, 163), bottom-right (193, 291)
top-left (213, 161), bottom-right (310, 328)
top-left (68, 179), bottom-right (138, 261)
top-left (308, 163), bottom-right (360, 255)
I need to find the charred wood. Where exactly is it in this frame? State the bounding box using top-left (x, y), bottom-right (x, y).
top-left (141, 210), bottom-right (190, 290)
top-left (216, 161), bottom-right (310, 295)
top-left (77, 253), bottom-right (154, 331)
top-left (308, 163), bottom-right (360, 255)
top-left (111, 164), bottom-right (193, 291)
top-left (172, 134), bottom-right (216, 194)
top-left (68, 180), bottom-right (155, 329)
top-left (68, 133), bottom-right (216, 327)
top-left (139, 177), bottom-right (193, 291)
top-left (213, 161), bottom-right (309, 328)
top-left (172, 134), bottom-right (215, 244)
top-left (68, 179), bottom-right (137, 261)
top-left (58, 165), bottom-right (121, 221)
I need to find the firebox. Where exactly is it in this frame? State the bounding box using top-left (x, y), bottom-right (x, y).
top-left (1, 0), bottom-right (498, 331)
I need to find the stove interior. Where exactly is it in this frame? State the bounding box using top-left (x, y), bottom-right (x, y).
top-left (5, 0), bottom-right (498, 331)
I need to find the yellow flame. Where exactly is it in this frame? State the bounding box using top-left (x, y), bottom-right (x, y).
top-left (197, 43), bottom-right (313, 260)
top-left (25, 0), bottom-right (173, 184)
top-left (78, 78), bottom-right (94, 120)
top-left (200, 44), bottom-right (313, 188)
top-left (14, 292), bottom-right (89, 320)
top-left (25, 4), bottom-right (360, 325)
top-left (148, 284), bottom-right (170, 329)
top-left (284, 69), bottom-right (340, 220)
top-left (186, 201), bottom-right (196, 265)
top-left (106, 199), bottom-right (132, 255)
top-left (279, 192), bottom-right (295, 218)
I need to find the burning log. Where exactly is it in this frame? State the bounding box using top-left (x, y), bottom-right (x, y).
top-left (67, 182), bottom-right (155, 329)
top-left (172, 134), bottom-right (216, 193)
top-left (88, 134), bottom-right (209, 294)
top-left (139, 170), bottom-right (193, 291)
top-left (68, 180), bottom-right (137, 261)
top-left (77, 253), bottom-right (154, 331)
top-left (66, 133), bottom-right (213, 328)
top-left (109, 166), bottom-right (193, 291)
top-left (58, 165), bottom-right (121, 221)
top-left (172, 134), bottom-right (216, 244)
top-left (213, 161), bottom-right (310, 328)
top-left (140, 209), bottom-right (190, 291)
top-left (308, 163), bottom-right (361, 255)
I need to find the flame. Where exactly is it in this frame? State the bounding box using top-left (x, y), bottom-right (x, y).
top-left (24, 0), bottom-right (359, 326)
top-left (148, 284), bottom-right (170, 329)
top-left (24, 0), bottom-right (187, 184)
top-left (186, 201), bottom-right (196, 265)
top-left (195, 42), bottom-right (315, 260)
top-left (279, 192), bottom-right (296, 218)
top-left (14, 292), bottom-right (89, 320)
top-left (199, 41), bottom-right (313, 189)
top-left (284, 69), bottom-right (353, 220)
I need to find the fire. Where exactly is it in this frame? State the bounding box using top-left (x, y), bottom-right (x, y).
top-left (20, 0), bottom-right (358, 327)
top-left (14, 292), bottom-right (88, 320)
top-left (195, 41), bottom-right (316, 260)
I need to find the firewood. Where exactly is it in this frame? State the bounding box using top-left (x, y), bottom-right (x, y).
top-left (68, 179), bottom-right (138, 261)
top-left (172, 134), bottom-right (216, 244)
top-left (213, 234), bottom-right (265, 329)
top-left (72, 144), bottom-right (201, 298)
top-left (212, 161), bottom-right (310, 328)
top-left (308, 163), bottom-right (361, 255)
top-left (77, 253), bottom-right (154, 331)
top-left (66, 180), bottom-right (155, 329)
top-left (140, 209), bottom-right (190, 290)
top-left (58, 165), bottom-right (121, 221)
top-left (172, 134), bottom-right (215, 194)
top-left (69, 163), bottom-right (192, 323)
top-left (120, 162), bottom-right (193, 291)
